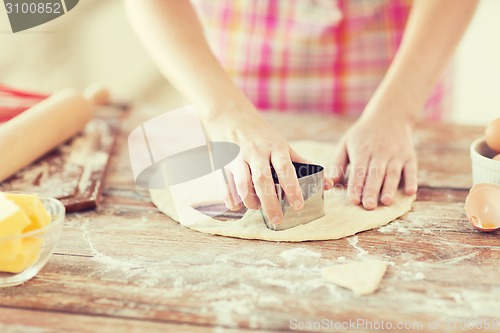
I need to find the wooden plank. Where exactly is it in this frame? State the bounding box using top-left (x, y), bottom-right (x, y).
top-left (0, 308), bottom-right (264, 333)
top-left (1, 188), bottom-right (498, 332)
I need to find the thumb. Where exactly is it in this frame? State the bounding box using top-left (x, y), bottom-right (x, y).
top-left (330, 138), bottom-right (349, 184)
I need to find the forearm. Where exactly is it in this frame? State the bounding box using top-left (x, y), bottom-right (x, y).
top-left (365, 0), bottom-right (479, 121)
top-left (124, 0), bottom-right (251, 116)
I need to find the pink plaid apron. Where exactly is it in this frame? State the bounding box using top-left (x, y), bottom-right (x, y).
top-left (192, 0), bottom-right (450, 120)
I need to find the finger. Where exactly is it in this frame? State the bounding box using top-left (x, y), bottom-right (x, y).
top-left (222, 168), bottom-right (243, 211)
top-left (403, 159), bottom-right (418, 195)
top-left (362, 159), bottom-right (387, 210)
top-left (380, 160), bottom-right (403, 206)
top-left (289, 148), bottom-right (311, 164)
top-left (250, 161), bottom-right (283, 224)
top-left (331, 138), bottom-right (348, 184)
top-left (233, 161), bottom-right (260, 209)
top-left (271, 153), bottom-right (304, 210)
top-left (324, 177), bottom-right (334, 190)
top-left (347, 156), bottom-right (369, 205)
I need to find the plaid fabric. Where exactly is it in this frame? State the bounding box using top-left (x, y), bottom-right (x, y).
top-left (192, 0), bottom-right (450, 120)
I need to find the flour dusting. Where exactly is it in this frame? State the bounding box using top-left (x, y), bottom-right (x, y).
top-left (399, 270), bottom-right (426, 281)
top-left (441, 252), bottom-right (479, 265)
top-left (347, 236), bottom-right (368, 257)
top-left (378, 221), bottom-right (409, 234)
top-left (279, 248), bottom-right (322, 262)
top-left (253, 259), bottom-right (279, 267)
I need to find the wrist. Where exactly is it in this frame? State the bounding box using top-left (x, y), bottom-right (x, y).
top-left (361, 98), bottom-right (419, 129)
top-left (196, 90), bottom-right (257, 121)
top-left (362, 83), bottom-right (422, 126)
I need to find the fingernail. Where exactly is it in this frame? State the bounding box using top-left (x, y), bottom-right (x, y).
top-left (364, 197), bottom-right (376, 209)
top-left (230, 203), bottom-right (243, 212)
top-left (293, 200), bottom-right (304, 210)
top-left (407, 187), bottom-right (418, 195)
top-left (381, 194), bottom-right (393, 205)
top-left (271, 215), bottom-right (281, 225)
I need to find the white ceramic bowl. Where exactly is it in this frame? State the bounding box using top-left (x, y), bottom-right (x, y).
top-left (470, 137), bottom-right (500, 185)
top-left (0, 194), bottom-right (65, 287)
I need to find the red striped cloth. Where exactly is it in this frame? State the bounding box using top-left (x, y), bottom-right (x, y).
top-left (0, 85), bottom-right (47, 122)
top-left (192, 0), bottom-right (450, 120)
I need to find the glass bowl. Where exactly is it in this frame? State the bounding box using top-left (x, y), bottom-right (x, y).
top-left (0, 193), bottom-right (65, 287)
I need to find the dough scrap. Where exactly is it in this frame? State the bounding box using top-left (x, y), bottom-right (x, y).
top-left (322, 260), bottom-right (388, 295)
top-left (150, 140), bottom-right (416, 242)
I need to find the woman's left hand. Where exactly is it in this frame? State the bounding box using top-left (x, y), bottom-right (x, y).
top-left (331, 110), bottom-right (418, 210)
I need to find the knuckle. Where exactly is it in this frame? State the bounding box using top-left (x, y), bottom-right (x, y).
top-left (405, 163), bottom-right (417, 172)
top-left (283, 184), bottom-right (301, 198)
top-left (368, 165), bottom-right (383, 178)
top-left (244, 195), bottom-right (261, 209)
top-left (252, 172), bottom-right (268, 183)
top-left (247, 140), bottom-right (260, 150)
top-left (349, 183), bottom-right (364, 197)
top-left (274, 160), bottom-right (291, 173)
top-left (387, 168), bottom-right (401, 178)
top-left (272, 141), bottom-right (288, 151)
top-left (355, 142), bottom-right (371, 153)
top-left (250, 164), bottom-right (271, 182)
top-left (235, 177), bottom-right (252, 190)
top-left (353, 165), bottom-right (367, 177)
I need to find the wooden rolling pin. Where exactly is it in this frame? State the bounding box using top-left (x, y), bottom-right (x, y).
top-left (0, 89), bottom-right (94, 183)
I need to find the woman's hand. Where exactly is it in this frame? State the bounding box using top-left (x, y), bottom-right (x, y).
top-left (201, 100), bottom-right (333, 224)
top-left (331, 110), bottom-right (418, 210)
top-left (326, 0), bottom-right (478, 211)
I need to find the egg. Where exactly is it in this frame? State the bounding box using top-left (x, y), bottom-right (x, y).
top-left (485, 118), bottom-right (500, 153)
top-left (464, 183), bottom-right (500, 232)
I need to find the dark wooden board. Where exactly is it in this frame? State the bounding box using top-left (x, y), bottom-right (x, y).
top-left (0, 107), bottom-right (123, 212)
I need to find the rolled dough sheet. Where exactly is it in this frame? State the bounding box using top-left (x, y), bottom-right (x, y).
top-left (150, 140), bottom-right (416, 242)
top-left (322, 260), bottom-right (388, 295)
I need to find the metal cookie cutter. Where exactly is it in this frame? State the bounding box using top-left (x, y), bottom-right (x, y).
top-left (262, 162), bottom-right (325, 231)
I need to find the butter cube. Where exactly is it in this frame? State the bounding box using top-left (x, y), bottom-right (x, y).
top-left (0, 196), bottom-right (31, 261)
top-left (0, 237), bottom-right (43, 273)
top-left (5, 193), bottom-right (51, 232)
top-left (0, 239), bottom-right (23, 262)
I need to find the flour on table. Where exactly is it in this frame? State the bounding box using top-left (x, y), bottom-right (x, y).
top-left (378, 221), bottom-right (409, 234)
top-left (347, 236), bottom-right (368, 257)
top-left (150, 140), bottom-right (416, 242)
top-left (279, 248), bottom-right (322, 261)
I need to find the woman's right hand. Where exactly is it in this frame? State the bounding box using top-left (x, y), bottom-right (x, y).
top-left (125, 0), bottom-right (328, 225)
top-left (200, 100), bottom-right (332, 225)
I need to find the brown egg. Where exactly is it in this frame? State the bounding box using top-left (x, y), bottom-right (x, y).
top-left (494, 154), bottom-right (500, 161)
top-left (465, 183), bottom-right (500, 232)
top-left (485, 118), bottom-right (500, 153)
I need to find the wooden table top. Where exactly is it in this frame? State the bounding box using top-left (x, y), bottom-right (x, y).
top-left (1, 106), bottom-right (499, 333)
